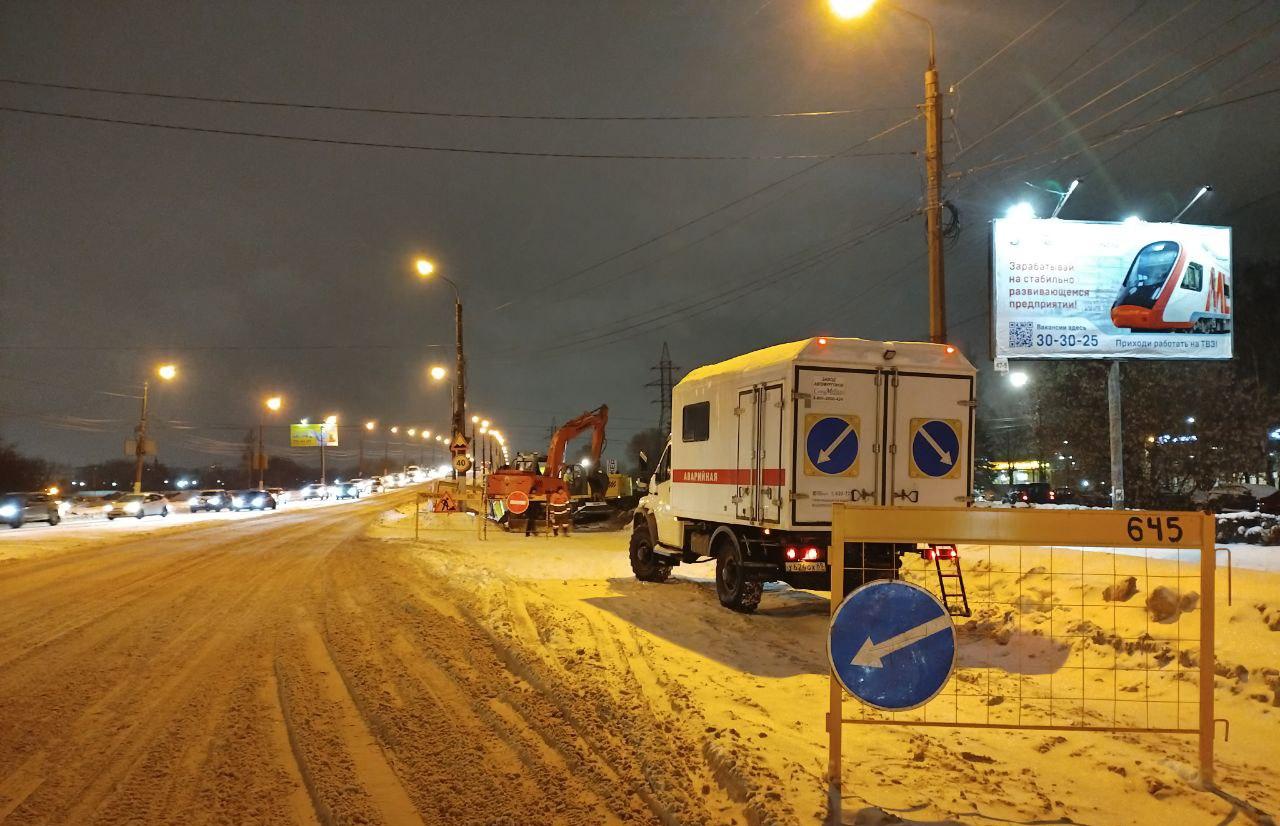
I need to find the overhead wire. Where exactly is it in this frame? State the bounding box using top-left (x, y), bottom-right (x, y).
top-left (483, 204), bottom-right (919, 361)
top-left (0, 105), bottom-right (889, 161)
top-left (953, 16), bottom-right (1280, 181)
top-left (950, 0), bottom-right (1075, 90)
top-left (493, 113), bottom-right (921, 307)
top-left (0, 77), bottom-right (912, 121)
top-left (968, 1), bottom-right (1278, 172)
top-left (954, 0), bottom-right (1208, 160)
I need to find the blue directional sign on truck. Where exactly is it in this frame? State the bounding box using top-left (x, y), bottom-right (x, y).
top-left (828, 580), bottom-right (955, 710)
top-left (909, 418), bottom-right (961, 479)
top-left (803, 414), bottom-right (860, 477)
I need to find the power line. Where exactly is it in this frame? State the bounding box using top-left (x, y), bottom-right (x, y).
top-left (492, 114), bottom-right (920, 307)
top-left (955, 0), bottom-right (1208, 160)
top-left (0, 77), bottom-right (912, 121)
top-left (951, 0), bottom-right (1074, 89)
top-left (971, 3), bottom-right (1279, 172)
top-left (0, 105), bottom-right (910, 162)
top-left (486, 205), bottom-right (918, 361)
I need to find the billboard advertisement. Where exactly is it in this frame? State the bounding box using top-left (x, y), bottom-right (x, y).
top-left (991, 218), bottom-right (1232, 360)
top-left (289, 422), bottom-right (339, 447)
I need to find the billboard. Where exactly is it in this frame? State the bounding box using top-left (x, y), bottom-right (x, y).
top-left (290, 422), bottom-right (339, 447)
top-left (991, 218), bottom-right (1232, 360)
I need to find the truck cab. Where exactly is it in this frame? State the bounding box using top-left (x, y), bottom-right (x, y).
top-left (629, 336), bottom-right (976, 612)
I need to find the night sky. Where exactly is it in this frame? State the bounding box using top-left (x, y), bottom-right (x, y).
top-left (3, 1), bottom-right (1278, 470)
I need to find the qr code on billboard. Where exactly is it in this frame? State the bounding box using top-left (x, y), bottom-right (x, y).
top-left (1009, 322), bottom-right (1033, 348)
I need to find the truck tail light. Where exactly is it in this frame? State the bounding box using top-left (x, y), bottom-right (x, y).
top-left (785, 546), bottom-right (798, 560)
top-left (803, 547), bottom-right (821, 561)
top-left (923, 544), bottom-right (958, 561)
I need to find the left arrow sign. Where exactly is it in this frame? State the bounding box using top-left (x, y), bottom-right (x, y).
top-left (851, 614), bottom-right (952, 669)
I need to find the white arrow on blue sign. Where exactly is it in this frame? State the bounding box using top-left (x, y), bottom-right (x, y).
top-left (828, 580), bottom-right (955, 711)
top-left (911, 419), bottom-right (960, 478)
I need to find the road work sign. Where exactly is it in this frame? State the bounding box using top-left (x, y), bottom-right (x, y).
top-left (909, 418), bottom-right (961, 479)
top-left (828, 580), bottom-right (955, 711)
top-left (803, 414), bottom-right (860, 477)
top-left (506, 490), bottom-right (529, 515)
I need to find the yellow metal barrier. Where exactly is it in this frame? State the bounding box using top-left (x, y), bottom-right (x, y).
top-left (827, 505), bottom-right (1218, 819)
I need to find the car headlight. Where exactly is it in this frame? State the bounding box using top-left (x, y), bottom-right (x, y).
top-left (0, 504), bottom-right (17, 518)
top-left (123, 502), bottom-right (141, 513)
top-left (103, 504), bottom-right (115, 513)
top-left (253, 496), bottom-right (265, 506)
top-left (209, 496), bottom-right (221, 504)
top-left (232, 497), bottom-right (245, 507)
top-left (58, 502), bottom-right (70, 516)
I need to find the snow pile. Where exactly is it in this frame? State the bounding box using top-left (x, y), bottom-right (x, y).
top-left (1216, 511), bottom-right (1280, 545)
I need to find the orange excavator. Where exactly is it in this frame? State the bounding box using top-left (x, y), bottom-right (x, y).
top-left (486, 405), bottom-right (609, 502)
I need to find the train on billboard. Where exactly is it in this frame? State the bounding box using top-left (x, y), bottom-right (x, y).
top-left (991, 218), bottom-right (1232, 360)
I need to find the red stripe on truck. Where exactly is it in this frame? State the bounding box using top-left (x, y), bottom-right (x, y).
top-left (673, 468), bottom-right (786, 485)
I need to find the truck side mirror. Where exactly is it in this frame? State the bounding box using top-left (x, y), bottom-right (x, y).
top-left (637, 451), bottom-right (649, 479)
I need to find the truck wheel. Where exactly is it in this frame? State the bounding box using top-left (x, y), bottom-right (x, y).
top-left (715, 541), bottom-right (762, 613)
top-left (629, 525), bottom-right (671, 583)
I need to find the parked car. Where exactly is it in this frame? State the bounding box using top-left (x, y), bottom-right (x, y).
top-left (300, 483), bottom-right (328, 501)
top-left (230, 489), bottom-right (277, 511)
top-left (0, 492), bottom-right (62, 528)
top-left (106, 493), bottom-right (170, 520)
top-left (189, 489), bottom-right (233, 513)
top-left (1004, 482), bottom-right (1056, 505)
top-left (1260, 489), bottom-right (1280, 515)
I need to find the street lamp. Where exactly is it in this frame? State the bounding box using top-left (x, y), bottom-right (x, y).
top-left (830, 0), bottom-right (946, 343)
top-left (429, 365), bottom-right (447, 382)
top-left (258, 395), bottom-right (283, 488)
top-left (1008, 371), bottom-right (1029, 389)
top-left (133, 363), bottom-right (178, 493)
top-left (415, 257), bottom-right (466, 465)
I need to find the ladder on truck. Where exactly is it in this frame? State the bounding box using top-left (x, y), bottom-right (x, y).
top-left (924, 544), bottom-right (970, 617)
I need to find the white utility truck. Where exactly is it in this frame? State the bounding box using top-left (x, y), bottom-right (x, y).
top-left (629, 336), bottom-right (976, 612)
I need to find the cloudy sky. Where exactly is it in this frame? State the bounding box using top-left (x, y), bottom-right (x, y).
top-left (3, 0), bottom-right (1278, 469)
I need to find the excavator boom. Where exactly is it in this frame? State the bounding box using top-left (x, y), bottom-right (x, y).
top-left (545, 405), bottom-right (608, 478)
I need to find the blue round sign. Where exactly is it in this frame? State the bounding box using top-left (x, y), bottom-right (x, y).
top-left (911, 420), bottom-right (960, 478)
top-left (805, 416), bottom-right (859, 475)
top-left (828, 580), bottom-right (955, 711)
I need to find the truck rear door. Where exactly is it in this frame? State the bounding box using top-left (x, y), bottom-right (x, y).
top-left (886, 370), bottom-right (974, 508)
top-left (734, 383), bottom-right (784, 523)
top-left (792, 367), bottom-right (883, 525)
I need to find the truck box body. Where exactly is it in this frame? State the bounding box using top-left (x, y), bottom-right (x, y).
top-left (668, 337), bottom-right (976, 534)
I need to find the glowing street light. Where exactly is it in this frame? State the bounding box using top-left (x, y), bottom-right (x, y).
top-left (429, 365), bottom-right (447, 382)
top-left (133, 362), bottom-right (180, 492)
top-left (257, 395), bottom-right (284, 487)
top-left (407, 427), bottom-right (417, 437)
top-left (413, 255), bottom-right (465, 466)
top-left (830, 0), bottom-right (875, 19)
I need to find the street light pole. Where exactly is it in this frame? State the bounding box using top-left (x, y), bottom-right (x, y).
top-left (831, 1), bottom-right (946, 343)
top-left (415, 260), bottom-right (466, 474)
top-left (922, 22), bottom-right (947, 344)
top-left (133, 380), bottom-right (150, 494)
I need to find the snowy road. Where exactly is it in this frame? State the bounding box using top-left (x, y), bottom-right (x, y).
top-left (0, 495), bottom-right (730, 824)
top-left (1, 499), bottom-right (1277, 825)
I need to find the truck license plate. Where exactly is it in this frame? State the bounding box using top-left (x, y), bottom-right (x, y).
top-left (784, 561), bottom-right (827, 573)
